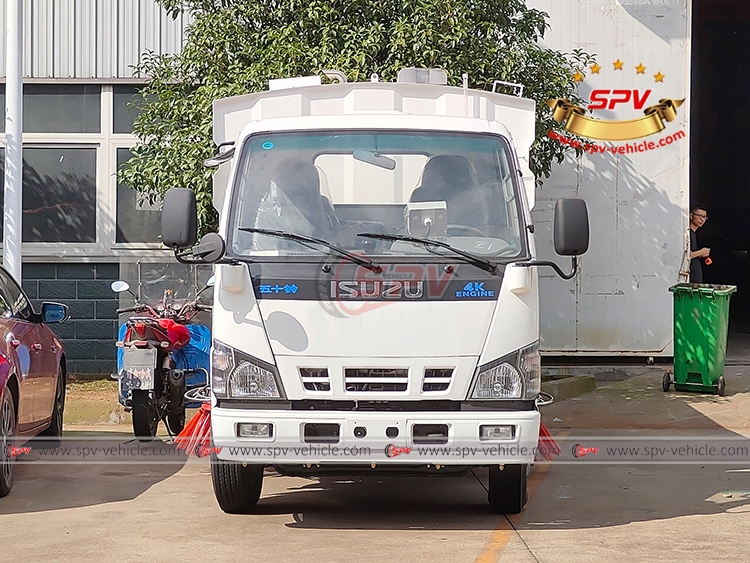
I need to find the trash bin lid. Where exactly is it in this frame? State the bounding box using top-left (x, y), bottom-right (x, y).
top-left (669, 283), bottom-right (737, 295)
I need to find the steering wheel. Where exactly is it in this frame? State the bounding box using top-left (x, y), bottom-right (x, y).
top-left (447, 224), bottom-right (485, 237)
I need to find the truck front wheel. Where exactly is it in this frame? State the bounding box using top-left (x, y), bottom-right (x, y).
top-left (211, 454), bottom-right (264, 514)
top-left (488, 464), bottom-right (528, 514)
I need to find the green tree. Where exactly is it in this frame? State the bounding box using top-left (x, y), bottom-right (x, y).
top-left (120, 0), bottom-right (594, 234)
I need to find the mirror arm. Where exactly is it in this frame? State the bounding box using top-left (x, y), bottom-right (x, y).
top-left (518, 255), bottom-right (578, 280)
top-left (172, 245), bottom-right (207, 265)
top-left (172, 245), bottom-right (234, 265)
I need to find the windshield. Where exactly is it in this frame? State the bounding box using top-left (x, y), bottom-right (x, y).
top-left (228, 131), bottom-right (528, 261)
top-left (116, 260), bottom-right (214, 310)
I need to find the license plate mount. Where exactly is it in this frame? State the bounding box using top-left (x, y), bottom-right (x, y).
top-left (120, 346), bottom-right (157, 391)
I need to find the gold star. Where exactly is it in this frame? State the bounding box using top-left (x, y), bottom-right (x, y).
top-left (613, 59), bottom-right (624, 70)
top-left (590, 63), bottom-right (601, 74)
top-left (654, 71), bottom-right (665, 82)
top-left (635, 63), bottom-right (647, 74)
top-left (573, 71), bottom-right (584, 83)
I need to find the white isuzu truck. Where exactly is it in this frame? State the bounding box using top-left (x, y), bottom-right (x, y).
top-left (161, 68), bottom-right (589, 514)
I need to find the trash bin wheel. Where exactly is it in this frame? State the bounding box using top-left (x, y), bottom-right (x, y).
top-left (662, 371), bottom-right (671, 392)
top-left (717, 376), bottom-right (726, 397)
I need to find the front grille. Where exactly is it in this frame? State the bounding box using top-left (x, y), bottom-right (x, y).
top-left (299, 368), bottom-right (330, 392)
top-left (422, 368), bottom-right (454, 392)
top-left (344, 368), bottom-right (408, 392)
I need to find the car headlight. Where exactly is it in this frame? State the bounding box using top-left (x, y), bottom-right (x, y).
top-left (212, 340), bottom-right (285, 399)
top-left (469, 342), bottom-right (541, 400)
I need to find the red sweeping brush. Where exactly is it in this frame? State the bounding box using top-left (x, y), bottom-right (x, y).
top-left (175, 402), bottom-right (212, 457)
top-left (536, 422), bottom-right (561, 461)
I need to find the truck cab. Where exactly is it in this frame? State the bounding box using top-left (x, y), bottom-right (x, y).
top-left (161, 68), bottom-right (589, 515)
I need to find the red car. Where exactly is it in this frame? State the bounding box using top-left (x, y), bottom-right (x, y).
top-left (0, 265), bottom-right (69, 497)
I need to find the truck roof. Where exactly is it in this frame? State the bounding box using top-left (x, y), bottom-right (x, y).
top-left (213, 82), bottom-right (536, 160)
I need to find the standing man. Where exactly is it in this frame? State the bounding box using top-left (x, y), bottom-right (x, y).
top-left (689, 206), bottom-right (710, 283)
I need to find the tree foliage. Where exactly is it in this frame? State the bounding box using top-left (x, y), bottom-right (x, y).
top-left (120, 0), bottom-right (595, 234)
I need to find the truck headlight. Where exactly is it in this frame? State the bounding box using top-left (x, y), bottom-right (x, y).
top-left (469, 342), bottom-right (541, 400)
top-left (211, 340), bottom-right (285, 399)
top-left (230, 358), bottom-right (283, 398)
top-left (211, 340), bottom-right (235, 398)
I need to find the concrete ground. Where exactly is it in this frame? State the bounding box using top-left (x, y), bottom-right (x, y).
top-left (2, 367), bottom-right (750, 562)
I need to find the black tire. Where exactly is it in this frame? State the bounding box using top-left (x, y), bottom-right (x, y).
top-left (165, 379), bottom-right (186, 435)
top-left (132, 389), bottom-right (159, 441)
top-left (0, 387), bottom-right (17, 498)
top-left (38, 364), bottom-right (66, 447)
top-left (211, 454), bottom-right (264, 514)
top-left (488, 464), bottom-right (528, 514)
top-left (718, 376), bottom-right (726, 397)
top-left (166, 408), bottom-right (186, 435)
top-left (662, 371), bottom-right (671, 392)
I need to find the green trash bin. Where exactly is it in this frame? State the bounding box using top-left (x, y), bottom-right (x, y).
top-left (665, 283), bottom-right (736, 396)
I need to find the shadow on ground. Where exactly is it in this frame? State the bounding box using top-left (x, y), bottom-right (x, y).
top-left (0, 432), bottom-right (188, 515)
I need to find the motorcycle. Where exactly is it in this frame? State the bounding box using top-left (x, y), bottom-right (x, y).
top-left (111, 272), bottom-right (214, 441)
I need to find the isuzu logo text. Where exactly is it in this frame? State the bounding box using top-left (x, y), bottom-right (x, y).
top-left (330, 280), bottom-right (424, 299)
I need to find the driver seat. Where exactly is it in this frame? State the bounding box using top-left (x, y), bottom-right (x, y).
top-left (274, 160), bottom-right (340, 238)
top-left (410, 155), bottom-right (489, 232)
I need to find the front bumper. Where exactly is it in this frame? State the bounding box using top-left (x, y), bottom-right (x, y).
top-left (212, 407), bottom-right (540, 465)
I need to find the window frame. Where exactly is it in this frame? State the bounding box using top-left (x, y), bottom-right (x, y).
top-left (0, 83), bottom-right (169, 260)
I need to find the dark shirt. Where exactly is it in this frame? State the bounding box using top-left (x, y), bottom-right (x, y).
top-left (690, 228), bottom-right (703, 283)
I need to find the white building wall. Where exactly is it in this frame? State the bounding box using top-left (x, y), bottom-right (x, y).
top-left (527, 0), bottom-right (691, 355)
top-left (0, 0), bottom-right (191, 79)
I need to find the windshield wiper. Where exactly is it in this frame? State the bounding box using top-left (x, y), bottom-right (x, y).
top-left (239, 227), bottom-right (382, 273)
top-left (357, 233), bottom-right (498, 275)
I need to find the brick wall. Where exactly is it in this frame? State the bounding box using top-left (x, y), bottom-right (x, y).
top-left (23, 263), bottom-right (120, 376)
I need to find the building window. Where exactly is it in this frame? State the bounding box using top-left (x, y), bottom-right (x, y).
top-left (0, 84), bottom-right (101, 133)
top-left (0, 147), bottom-right (97, 242)
top-left (0, 84), bottom-right (101, 134)
top-left (113, 85), bottom-right (142, 134)
top-left (116, 148), bottom-right (161, 244)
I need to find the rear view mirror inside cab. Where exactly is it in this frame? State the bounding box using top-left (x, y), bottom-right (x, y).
top-left (353, 150), bottom-right (397, 170)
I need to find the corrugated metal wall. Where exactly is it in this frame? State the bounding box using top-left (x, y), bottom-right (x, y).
top-left (0, 0), bottom-right (192, 79)
top-left (527, 0), bottom-right (691, 355)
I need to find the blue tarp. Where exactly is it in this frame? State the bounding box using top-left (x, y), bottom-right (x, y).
top-left (117, 323), bottom-right (211, 405)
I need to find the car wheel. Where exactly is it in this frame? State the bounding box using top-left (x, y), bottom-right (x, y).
top-left (0, 387), bottom-right (16, 498)
top-left (211, 454), bottom-right (264, 514)
top-left (132, 389), bottom-right (159, 442)
top-left (38, 364), bottom-right (65, 447)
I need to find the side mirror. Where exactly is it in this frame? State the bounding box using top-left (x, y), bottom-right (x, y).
top-left (554, 198), bottom-right (589, 256)
top-left (41, 302), bottom-right (70, 324)
top-left (192, 232), bottom-right (226, 263)
top-left (162, 188), bottom-right (198, 249)
top-left (111, 280), bottom-right (130, 293)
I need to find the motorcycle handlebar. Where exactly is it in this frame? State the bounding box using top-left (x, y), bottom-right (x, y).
top-left (117, 301), bottom-right (211, 317)
top-left (116, 304), bottom-right (156, 315)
